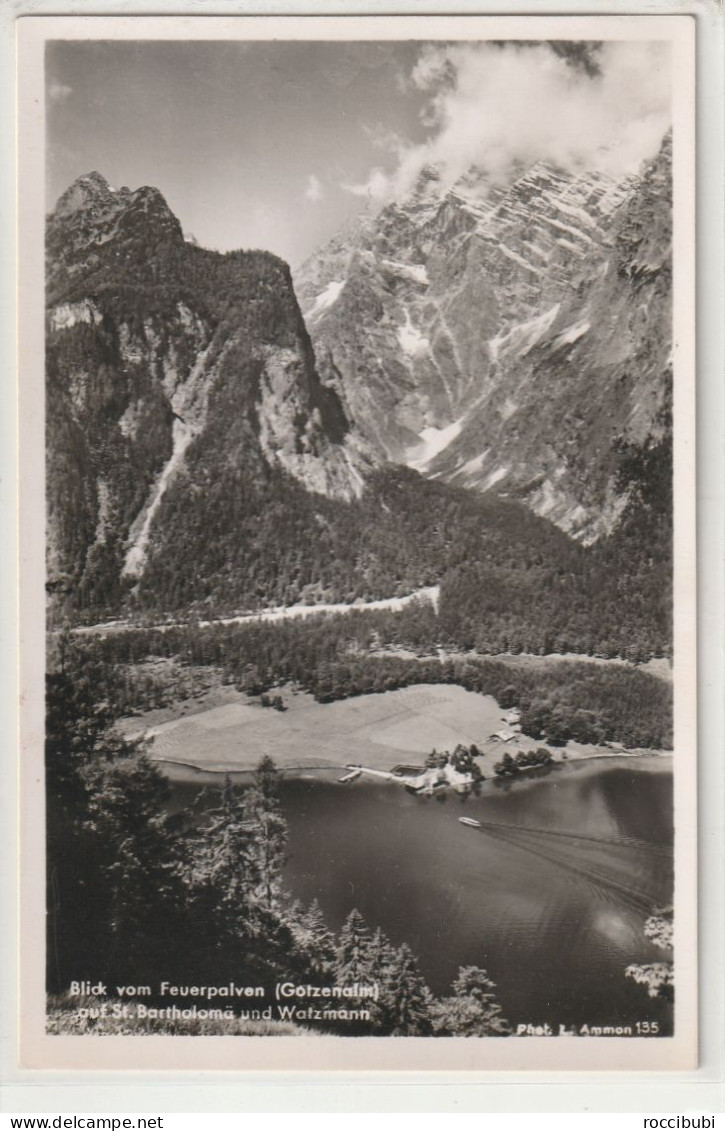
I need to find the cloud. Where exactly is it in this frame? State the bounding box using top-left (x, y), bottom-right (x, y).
top-left (341, 167), bottom-right (394, 201)
top-left (48, 80), bottom-right (73, 104)
top-left (348, 41), bottom-right (671, 203)
top-left (304, 174), bottom-right (324, 202)
top-left (340, 126), bottom-right (409, 198)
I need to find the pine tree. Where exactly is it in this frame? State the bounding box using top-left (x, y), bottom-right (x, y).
top-left (183, 776), bottom-right (292, 984)
top-left (384, 943), bottom-right (434, 1036)
top-left (336, 909), bottom-right (373, 985)
top-left (625, 906), bottom-right (674, 1002)
top-left (430, 965), bottom-right (510, 1036)
top-left (242, 757), bottom-right (287, 908)
top-left (82, 753), bottom-right (185, 982)
top-left (293, 899), bottom-right (337, 977)
top-left (192, 783), bottom-right (262, 906)
top-left (364, 926), bottom-right (400, 1033)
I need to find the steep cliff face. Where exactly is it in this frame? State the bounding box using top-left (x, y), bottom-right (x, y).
top-left (46, 173), bottom-right (366, 615)
top-left (296, 136), bottom-right (672, 541)
top-left (426, 136), bottom-right (673, 542)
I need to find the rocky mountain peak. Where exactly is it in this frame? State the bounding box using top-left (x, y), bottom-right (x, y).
top-left (47, 174), bottom-right (184, 298)
top-left (296, 133), bottom-right (672, 542)
top-left (46, 171), bottom-right (370, 615)
top-left (51, 170), bottom-right (125, 219)
top-left (399, 164), bottom-right (445, 210)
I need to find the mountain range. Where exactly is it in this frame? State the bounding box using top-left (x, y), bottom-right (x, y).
top-left (296, 135), bottom-right (672, 543)
top-left (45, 136), bottom-right (673, 652)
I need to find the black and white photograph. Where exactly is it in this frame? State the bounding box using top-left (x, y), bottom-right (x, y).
top-left (17, 14), bottom-right (697, 1072)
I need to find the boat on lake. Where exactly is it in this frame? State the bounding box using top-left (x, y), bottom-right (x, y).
top-left (339, 768), bottom-right (362, 784)
top-left (459, 817), bottom-right (482, 828)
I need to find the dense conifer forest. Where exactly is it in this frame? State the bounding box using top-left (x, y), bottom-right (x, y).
top-left (52, 453), bottom-right (672, 665)
top-left (62, 595), bottom-right (672, 750)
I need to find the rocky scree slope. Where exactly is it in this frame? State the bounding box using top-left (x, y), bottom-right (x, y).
top-left (296, 136), bottom-right (673, 543)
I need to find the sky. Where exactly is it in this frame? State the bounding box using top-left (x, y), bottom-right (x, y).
top-left (46, 39), bottom-right (671, 266)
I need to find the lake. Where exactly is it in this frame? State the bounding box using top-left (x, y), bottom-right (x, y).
top-left (169, 756), bottom-right (674, 1035)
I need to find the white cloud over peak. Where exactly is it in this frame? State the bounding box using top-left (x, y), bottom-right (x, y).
top-left (305, 174), bottom-right (324, 202)
top-left (341, 167), bottom-right (395, 201)
top-left (346, 41), bottom-right (671, 203)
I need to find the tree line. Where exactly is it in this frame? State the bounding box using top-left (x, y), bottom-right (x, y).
top-left (50, 425), bottom-right (671, 664)
top-left (63, 595), bottom-right (673, 749)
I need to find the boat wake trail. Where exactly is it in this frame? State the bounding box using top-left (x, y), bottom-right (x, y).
top-left (478, 820), bottom-right (672, 857)
top-left (473, 821), bottom-right (670, 911)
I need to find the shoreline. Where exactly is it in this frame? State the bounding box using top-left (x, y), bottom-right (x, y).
top-left (152, 748), bottom-right (673, 786)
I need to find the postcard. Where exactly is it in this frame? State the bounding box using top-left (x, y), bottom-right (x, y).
top-left (17, 13), bottom-right (696, 1072)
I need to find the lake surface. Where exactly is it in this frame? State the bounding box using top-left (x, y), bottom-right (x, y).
top-left (169, 757), bottom-right (674, 1034)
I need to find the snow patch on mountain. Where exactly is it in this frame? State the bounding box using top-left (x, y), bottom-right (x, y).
top-left (397, 310), bottom-right (430, 359)
top-left (482, 466), bottom-right (509, 490)
top-left (307, 279), bottom-right (345, 323)
top-left (49, 301), bottom-right (102, 332)
top-left (497, 244), bottom-right (543, 276)
top-left (118, 402), bottom-right (141, 440)
top-left (406, 418), bottom-right (464, 471)
top-left (544, 215), bottom-right (595, 244)
top-left (453, 450), bottom-right (490, 480)
top-left (489, 304), bottom-right (560, 362)
top-left (383, 259), bottom-right (429, 285)
top-left (554, 199), bottom-right (599, 229)
top-left (551, 321), bottom-right (590, 350)
top-left (531, 477), bottom-right (562, 518)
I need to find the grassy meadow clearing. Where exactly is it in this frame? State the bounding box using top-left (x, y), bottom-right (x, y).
top-left (118, 681), bottom-right (661, 780)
